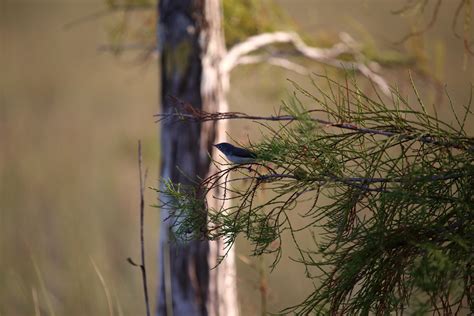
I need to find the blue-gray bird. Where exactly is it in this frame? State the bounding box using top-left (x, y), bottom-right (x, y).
top-left (213, 142), bottom-right (257, 164)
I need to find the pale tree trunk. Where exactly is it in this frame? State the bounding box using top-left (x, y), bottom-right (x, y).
top-left (157, 1), bottom-right (238, 315)
top-left (201, 2), bottom-right (238, 316)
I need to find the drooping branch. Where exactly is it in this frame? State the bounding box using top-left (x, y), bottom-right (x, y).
top-left (156, 74), bottom-right (474, 316)
top-left (220, 31), bottom-right (391, 95)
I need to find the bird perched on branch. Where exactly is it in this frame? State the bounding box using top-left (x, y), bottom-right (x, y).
top-left (213, 142), bottom-right (257, 164)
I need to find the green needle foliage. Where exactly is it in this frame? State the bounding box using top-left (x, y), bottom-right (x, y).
top-left (223, 0), bottom-right (294, 46)
top-left (155, 74), bottom-right (473, 315)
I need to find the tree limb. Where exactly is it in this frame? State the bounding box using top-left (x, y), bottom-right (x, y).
top-left (236, 55), bottom-right (308, 75)
top-left (154, 107), bottom-right (473, 151)
top-left (220, 31), bottom-right (390, 95)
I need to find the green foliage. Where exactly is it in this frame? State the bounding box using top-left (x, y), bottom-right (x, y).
top-left (102, 0), bottom-right (293, 52)
top-left (102, 0), bottom-right (419, 72)
top-left (153, 179), bottom-right (208, 243)
top-left (222, 0), bottom-right (294, 46)
top-left (157, 74), bottom-right (473, 314)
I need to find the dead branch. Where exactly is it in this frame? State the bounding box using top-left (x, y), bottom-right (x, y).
top-left (393, 0), bottom-right (442, 44)
top-left (154, 106), bottom-right (472, 151)
top-left (127, 140), bottom-right (151, 316)
top-left (220, 31), bottom-right (390, 95)
top-left (237, 55), bottom-right (308, 75)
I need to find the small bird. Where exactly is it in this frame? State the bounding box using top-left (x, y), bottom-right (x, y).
top-left (213, 142), bottom-right (257, 164)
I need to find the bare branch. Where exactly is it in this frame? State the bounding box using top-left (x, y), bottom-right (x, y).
top-left (394, 0), bottom-right (442, 44)
top-left (237, 55), bottom-right (308, 75)
top-left (220, 31), bottom-right (390, 95)
top-left (127, 141), bottom-right (151, 316)
top-left (256, 172), bottom-right (465, 184)
top-left (154, 106), bottom-right (472, 151)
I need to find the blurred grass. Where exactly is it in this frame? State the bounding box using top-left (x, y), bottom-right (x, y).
top-left (1, 1), bottom-right (473, 315)
top-left (0, 3), bottom-right (160, 315)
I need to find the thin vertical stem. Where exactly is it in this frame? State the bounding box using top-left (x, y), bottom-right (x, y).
top-left (138, 141), bottom-right (151, 316)
top-left (127, 140), bottom-right (150, 316)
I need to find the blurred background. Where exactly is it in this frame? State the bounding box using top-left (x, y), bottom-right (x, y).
top-left (1, 0), bottom-right (473, 315)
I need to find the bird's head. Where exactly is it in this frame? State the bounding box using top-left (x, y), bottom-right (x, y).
top-left (213, 142), bottom-right (257, 164)
top-left (213, 142), bottom-right (234, 155)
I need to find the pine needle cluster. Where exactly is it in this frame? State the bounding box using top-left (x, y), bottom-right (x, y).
top-left (155, 74), bottom-right (473, 314)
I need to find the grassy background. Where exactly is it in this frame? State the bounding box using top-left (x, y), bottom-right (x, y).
top-left (1, 1), bottom-right (473, 315)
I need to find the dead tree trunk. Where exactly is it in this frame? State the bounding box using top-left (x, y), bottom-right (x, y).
top-left (157, 0), bottom-right (238, 315)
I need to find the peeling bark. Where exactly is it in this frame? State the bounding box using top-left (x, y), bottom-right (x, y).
top-left (157, 1), bottom-right (237, 315)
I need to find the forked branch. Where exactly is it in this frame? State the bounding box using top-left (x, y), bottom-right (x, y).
top-left (221, 31), bottom-right (390, 95)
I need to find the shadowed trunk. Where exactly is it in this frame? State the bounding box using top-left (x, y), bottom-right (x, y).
top-left (157, 0), bottom-right (238, 315)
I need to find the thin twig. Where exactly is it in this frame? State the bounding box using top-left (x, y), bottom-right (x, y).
top-left (256, 172), bottom-right (465, 184)
top-left (394, 0), bottom-right (442, 44)
top-left (127, 140), bottom-right (151, 316)
top-left (452, 0), bottom-right (468, 38)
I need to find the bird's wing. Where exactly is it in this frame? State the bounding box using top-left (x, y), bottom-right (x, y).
top-left (233, 147), bottom-right (257, 158)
